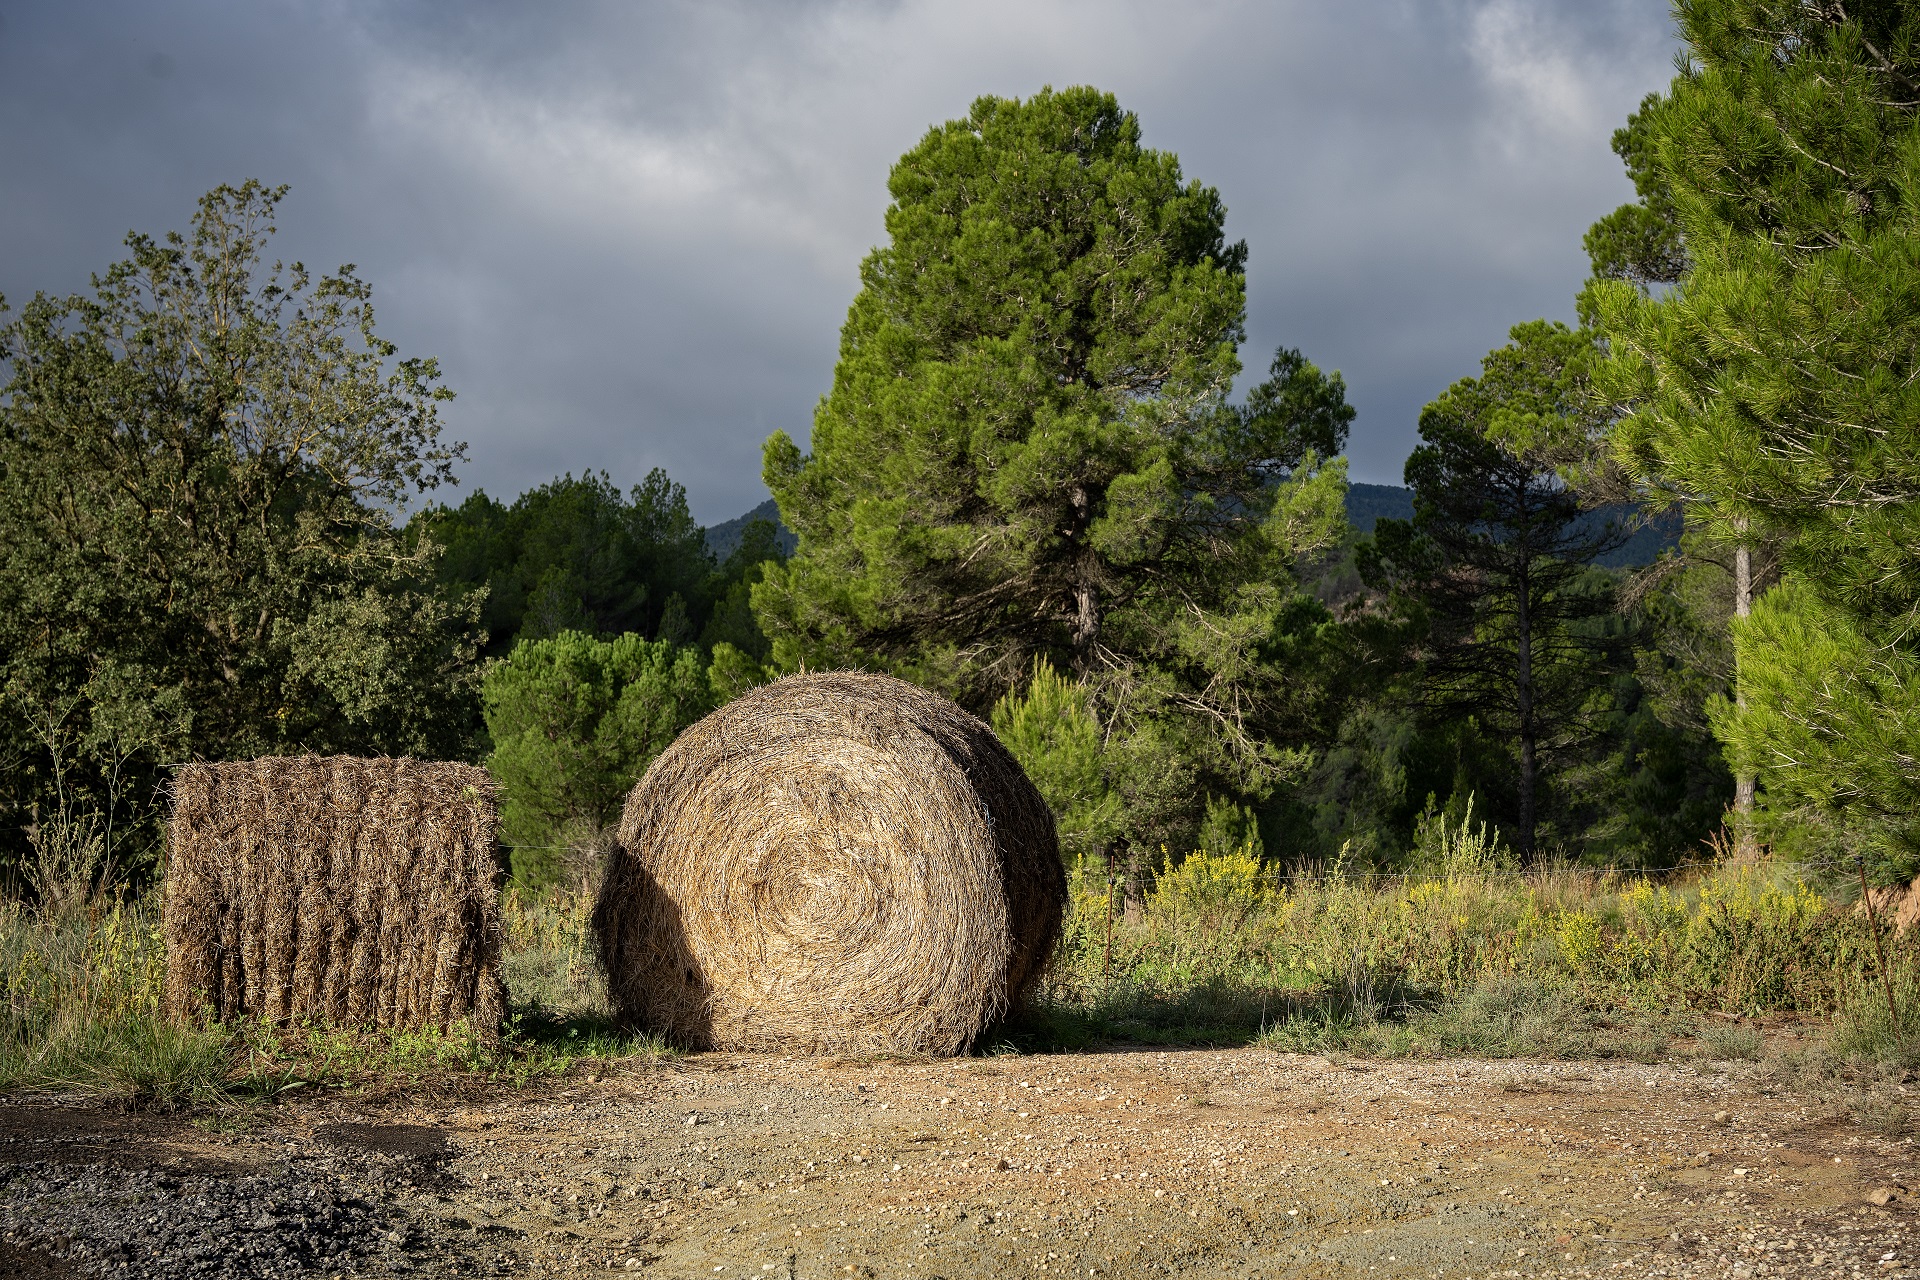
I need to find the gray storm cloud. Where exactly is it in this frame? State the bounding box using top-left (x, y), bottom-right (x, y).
top-left (0, 0), bottom-right (1677, 522)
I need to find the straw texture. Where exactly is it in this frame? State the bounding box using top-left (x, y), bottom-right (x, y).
top-left (164, 756), bottom-right (506, 1042)
top-left (592, 671), bottom-right (1065, 1055)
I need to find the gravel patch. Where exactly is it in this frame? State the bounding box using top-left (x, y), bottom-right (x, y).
top-left (0, 1105), bottom-right (514, 1278)
top-left (0, 1048), bottom-right (1915, 1277)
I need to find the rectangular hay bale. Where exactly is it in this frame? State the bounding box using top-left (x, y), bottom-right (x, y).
top-left (164, 756), bottom-right (506, 1043)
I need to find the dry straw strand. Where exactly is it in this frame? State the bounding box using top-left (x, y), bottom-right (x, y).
top-left (592, 670), bottom-right (1066, 1055)
top-left (163, 756), bottom-right (506, 1042)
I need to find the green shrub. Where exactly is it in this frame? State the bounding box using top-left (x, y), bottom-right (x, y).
top-left (483, 631), bottom-right (713, 885)
top-left (1149, 845), bottom-right (1273, 924)
top-left (991, 659), bottom-right (1122, 859)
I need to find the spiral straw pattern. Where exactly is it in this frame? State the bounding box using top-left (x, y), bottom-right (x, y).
top-left (592, 671), bottom-right (1064, 1055)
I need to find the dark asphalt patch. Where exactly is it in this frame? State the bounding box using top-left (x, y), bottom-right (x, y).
top-left (0, 1104), bottom-right (247, 1174)
top-left (315, 1122), bottom-right (449, 1159)
top-left (0, 1237), bottom-right (74, 1277)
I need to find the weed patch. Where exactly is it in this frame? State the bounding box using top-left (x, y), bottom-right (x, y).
top-left (0, 851), bottom-right (1910, 1096)
top-left (1695, 1021), bottom-right (1765, 1061)
top-left (0, 882), bottom-right (669, 1104)
top-left (1036, 851), bottom-right (1897, 1062)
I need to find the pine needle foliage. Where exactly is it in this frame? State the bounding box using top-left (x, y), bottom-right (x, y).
top-left (1595, 2), bottom-right (1920, 873)
top-left (1363, 322), bottom-right (1628, 860)
top-left (756, 86), bottom-right (1355, 815)
top-left (1599, 1), bottom-right (1920, 628)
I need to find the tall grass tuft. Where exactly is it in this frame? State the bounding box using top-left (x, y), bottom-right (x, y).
top-left (501, 885), bottom-right (609, 1019)
top-left (0, 887), bottom-right (229, 1106)
top-left (0, 868), bottom-right (666, 1104)
top-left (1827, 967), bottom-right (1920, 1066)
top-left (1031, 820), bottom-right (1915, 1059)
top-left (0, 802), bottom-right (1912, 1091)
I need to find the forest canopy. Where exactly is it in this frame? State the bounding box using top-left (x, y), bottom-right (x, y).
top-left (7, 25), bottom-right (1918, 897)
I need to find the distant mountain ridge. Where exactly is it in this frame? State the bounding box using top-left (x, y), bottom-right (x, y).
top-left (704, 484), bottom-right (1677, 569)
top-left (1346, 481), bottom-right (1677, 568)
top-left (1345, 482), bottom-right (1414, 534)
top-left (704, 499), bottom-right (797, 559)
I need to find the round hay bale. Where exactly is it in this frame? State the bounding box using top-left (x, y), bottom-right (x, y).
top-left (591, 671), bottom-right (1065, 1055)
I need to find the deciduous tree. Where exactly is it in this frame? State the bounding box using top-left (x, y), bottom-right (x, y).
top-left (417, 469), bottom-right (714, 659)
top-left (0, 182), bottom-right (478, 875)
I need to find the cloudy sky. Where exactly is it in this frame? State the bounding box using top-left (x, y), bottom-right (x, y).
top-left (1, 0), bottom-right (1679, 524)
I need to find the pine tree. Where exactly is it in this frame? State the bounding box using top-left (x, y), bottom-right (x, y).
top-left (1362, 322), bottom-right (1626, 860)
top-left (1594, 1), bottom-right (1920, 873)
top-left (1582, 92), bottom-right (1688, 298)
top-left (1711, 581), bottom-right (1920, 877)
top-left (482, 631), bottom-right (713, 886)
top-left (755, 87), bottom-right (1353, 813)
top-left (1583, 85), bottom-right (1775, 850)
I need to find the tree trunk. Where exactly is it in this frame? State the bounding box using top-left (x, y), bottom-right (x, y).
top-left (1072, 577), bottom-right (1099, 656)
top-left (1515, 569), bottom-right (1537, 863)
top-left (1122, 843), bottom-right (1145, 925)
top-left (1732, 535), bottom-right (1758, 861)
top-left (1067, 484), bottom-right (1100, 672)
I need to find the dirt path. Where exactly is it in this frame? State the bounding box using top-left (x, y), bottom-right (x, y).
top-left (2, 1048), bottom-right (1914, 1278)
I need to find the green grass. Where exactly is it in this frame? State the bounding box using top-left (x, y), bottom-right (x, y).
top-left (1824, 966), bottom-right (1920, 1067)
top-left (1244, 976), bottom-right (1672, 1062)
top-left (0, 886), bottom-right (670, 1107)
top-left (0, 892), bottom-right (230, 1105)
top-left (3, 1014), bottom-right (233, 1108)
top-left (1014, 843), bottom-right (1915, 1061)
top-left (0, 838), bottom-right (1912, 1104)
top-left (1694, 1020), bottom-right (1766, 1061)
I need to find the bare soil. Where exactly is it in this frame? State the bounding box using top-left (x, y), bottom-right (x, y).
top-left (4, 1047), bottom-right (1917, 1278)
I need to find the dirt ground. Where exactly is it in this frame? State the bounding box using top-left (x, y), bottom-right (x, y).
top-left (4, 1045), bottom-right (1918, 1278)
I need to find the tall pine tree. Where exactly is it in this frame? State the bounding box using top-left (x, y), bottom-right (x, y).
top-left (1595, 1), bottom-right (1920, 875)
top-left (755, 87), bottom-right (1354, 815)
top-left (1363, 322), bottom-right (1625, 860)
